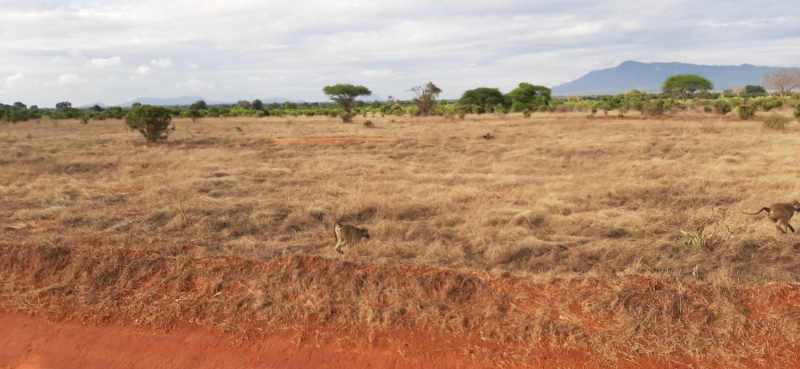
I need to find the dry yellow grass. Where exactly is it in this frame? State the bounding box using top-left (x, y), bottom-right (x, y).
top-left (2, 110), bottom-right (800, 285)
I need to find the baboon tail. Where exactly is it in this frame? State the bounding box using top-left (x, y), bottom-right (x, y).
top-left (789, 223), bottom-right (796, 233)
top-left (742, 207), bottom-right (770, 215)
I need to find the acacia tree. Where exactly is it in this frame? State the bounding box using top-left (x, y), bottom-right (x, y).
top-left (407, 82), bottom-right (441, 116)
top-left (763, 68), bottom-right (800, 97)
top-left (322, 84), bottom-right (371, 112)
top-left (251, 99), bottom-right (264, 110)
top-left (459, 88), bottom-right (507, 109)
top-left (662, 74), bottom-right (713, 102)
top-left (506, 83), bottom-right (551, 111)
top-left (190, 100), bottom-right (207, 110)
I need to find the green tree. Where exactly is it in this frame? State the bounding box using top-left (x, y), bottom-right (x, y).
top-left (251, 99), bottom-right (264, 110)
top-left (662, 74), bottom-right (713, 102)
top-left (459, 88), bottom-right (506, 109)
top-left (236, 100), bottom-right (251, 109)
top-left (322, 84), bottom-right (372, 112)
top-left (56, 101), bottom-right (72, 110)
top-left (746, 85), bottom-right (766, 94)
top-left (407, 82), bottom-right (442, 116)
top-left (91, 104), bottom-right (103, 112)
top-left (125, 105), bottom-right (174, 143)
top-left (13, 102), bottom-right (27, 110)
top-left (284, 102), bottom-right (297, 110)
top-left (190, 100), bottom-right (207, 110)
top-left (506, 83), bottom-right (551, 111)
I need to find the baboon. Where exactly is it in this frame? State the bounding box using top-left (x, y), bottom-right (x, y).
top-left (742, 201), bottom-right (800, 234)
top-left (333, 221), bottom-right (370, 256)
top-left (483, 133), bottom-right (494, 140)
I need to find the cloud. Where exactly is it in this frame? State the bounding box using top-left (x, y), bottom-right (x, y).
top-left (361, 70), bottom-right (400, 79)
top-left (190, 64), bottom-right (200, 69)
top-left (5, 73), bottom-right (26, 89)
top-left (134, 65), bottom-right (152, 76)
top-left (247, 76), bottom-right (269, 82)
top-left (89, 56), bottom-right (122, 67)
top-left (150, 58), bottom-right (172, 68)
top-left (58, 74), bottom-right (88, 88)
top-left (176, 79), bottom-right (214, 91)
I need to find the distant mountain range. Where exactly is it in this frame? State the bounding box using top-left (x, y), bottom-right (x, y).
top-left (550, 61), bottom-right (781, 96)
top-left (110, 96), bottom-right (306, 107)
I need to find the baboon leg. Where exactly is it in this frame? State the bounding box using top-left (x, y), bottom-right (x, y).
top-left (776, 222), bottom-right (788, 234)
top-left (334, 240), bottom-right (345, 254)
top-left (788, 223), bottom-right (796, 233)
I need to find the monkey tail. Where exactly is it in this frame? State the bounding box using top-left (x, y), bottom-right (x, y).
top-left (741, 207), bottom-right (770, 215)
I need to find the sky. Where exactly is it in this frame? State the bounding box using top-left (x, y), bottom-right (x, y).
top-left (1, 0), bottom-right (799, 107)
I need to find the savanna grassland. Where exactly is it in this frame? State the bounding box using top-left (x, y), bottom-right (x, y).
top-left (2, 110), bottom-right (800, 368)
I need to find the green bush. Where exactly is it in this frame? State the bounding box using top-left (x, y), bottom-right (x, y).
top-left (339, 112), bottom-right (353, 123)
top-left (618, 114), bottom-right (624, 119)
top-left (643, 100), bottom-right (666, 116)
top-left (538, 105), bottom-right (548, 112)
top-left (738, 105), bottom-right (757, 120)
top-left (472, 106), bottom-right (484, 114)
top-left (125, 105), bottom-right (173, 143)
top-left (703, 106), bottom-right (713, 113)
top-left (713, 100), bottom-right (731, 115)
top-left (363, 120), bottom-right (373, 127)
top-left (763, 115), bottom-right (789, 129)
top-left (522, 109), bottom-right (531, 118)
top-left (794, 103), bottom-right (800, 119)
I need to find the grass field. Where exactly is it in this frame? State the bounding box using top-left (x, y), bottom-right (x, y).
top-left (2, 110), bottom-right (800, 367)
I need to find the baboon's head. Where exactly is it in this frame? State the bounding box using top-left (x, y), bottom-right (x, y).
top-left (361, 228), bottom-right (370, 239)
top-left (793, 201), bottom-right (800, 211)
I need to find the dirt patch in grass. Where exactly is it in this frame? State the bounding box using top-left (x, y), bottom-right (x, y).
top-left (273, 137), bottom-right (401, 144)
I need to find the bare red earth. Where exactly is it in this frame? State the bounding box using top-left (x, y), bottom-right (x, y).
top-left (273, 137), bottom-right (399, 145)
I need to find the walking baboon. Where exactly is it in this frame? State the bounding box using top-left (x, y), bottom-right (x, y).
top-left (742, 201), bottom-right (800, 234)
top-left (333, 221), bottom-right (370, 255)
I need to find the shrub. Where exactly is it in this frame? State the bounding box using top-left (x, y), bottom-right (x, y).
top-left (472, 106), bottom-right (484, 114)
top-left (339, 112), bottom-right (353, 123)
top-left (125, 105), bottom-right (173, 143)
top-left (756, 98), bottom-right (784, 112)
top-left (703, 106), bottom-right (713, 113)
top-left (538, 105), bottom-right (548, 112)
top-left (713, 100), bottom-right (731, 115)
top-left (738, 105), bottom-right (757, 120)
top-left (763, 115), bottom-right (789, 129)
top-left (522, 109), bottom-right (531, 118)
top-left (591, 108), bottom-right (598, 115)
top-left (586, 114), bottom-right (594, 119)
top-left (618, 114), bottom-right (624, 119)
top-left (457, 110), bottom-right (466, 120)
top-left (363, 120), bottom-right (373, 127)
top-left (643, 100), bottom-right (666, 116)
top-left (794, 103), bottom-right (800, 119)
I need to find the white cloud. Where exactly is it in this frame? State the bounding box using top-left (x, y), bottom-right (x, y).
top-left (58, 74), bottom-right (88, 88)
top-left (190, 64), bottom-right (200, 69)
top-left (176, 79), bottom-right (214, 91)
top-left (247, 76), bottom-right (269, 82)
top-left (150, 58), bottom-right (172, 68)
top-left (361, 70), bottom-right (400, 79)
top-left (89, 56), bottom-right (122, 67)
top-left (5, 73), bottom-right (25, 89)
top-left (134, 65), bottom-right (152, 76)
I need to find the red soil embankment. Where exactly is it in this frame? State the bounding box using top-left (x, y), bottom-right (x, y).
top-left (273, 137), bottom-right (399, 144)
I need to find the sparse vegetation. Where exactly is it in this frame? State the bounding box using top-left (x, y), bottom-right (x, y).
top-left (124, 105), bottom-right (174, 143)
top-left (763, 114), bottom-right (789, 129)
top-left (738, 105), bottom-right (757, 120)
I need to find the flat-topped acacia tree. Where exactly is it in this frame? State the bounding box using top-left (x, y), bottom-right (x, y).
top-left (322, 84), bottom-right (371, 112)
top-left (662, 74), bottom-right (713, 102)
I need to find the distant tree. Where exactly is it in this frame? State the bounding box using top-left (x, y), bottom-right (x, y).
top-left (236, 100), bottom-right (251, 109)
top-left (459, 88), bottom-right (506, 109)
top-left (183, 109), bottom-right (202, 122)
top-left (56, 101), bottom-right (72, 110)
top-left (13, 102), bottom-right (27, 110)
top-left (763, 68), bottom-right (800, 97)
top-left (322, 84), bottom-right (372, 112)
top-left (407, 82), bottom-right (442, 116)
top-left (731, 86), bottom-right (746, 97)
top-left (662, 74), bottom-right (713, 102)
top-left (623, 89), bottom-right (648, 100)
top-left (190, 100), bottom-right (207, 110)
top-left (251, 99), bottom-right (263, 110)
top-left (125, 105), bottom-right (174, 143)
top-left (506, 83), bottom-right (551, 111)
top-left (284, 102), bottom-right (297, 110)
top-left (746, 85), bottom-right (766, 94)
top-left (29, 105), bottom-right (38, 110)
top-left (370, 100), bottom-right (381, 108)
top-left (132, 102), bottom-right (142, 107)
top-left (91, 104), bottom-right (104, 112)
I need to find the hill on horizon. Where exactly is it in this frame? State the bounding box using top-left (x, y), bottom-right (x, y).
top-left (551, 61), bottom-right (781, 96)
top-left (114, 96), bottom-right (307, 107)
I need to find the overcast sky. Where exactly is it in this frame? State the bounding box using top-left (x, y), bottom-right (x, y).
top-left (1, 0), bottom-right (798, 107)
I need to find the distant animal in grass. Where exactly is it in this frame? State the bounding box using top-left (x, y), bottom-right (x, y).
top-left (333, 221), bottom-right (370, 256)
top-left (742, 201), bottom-right (800, 234)
top-left (483, 133), bottom-right (494, 140)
